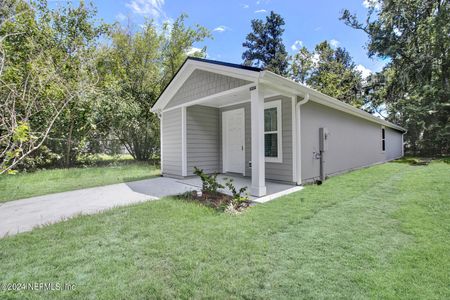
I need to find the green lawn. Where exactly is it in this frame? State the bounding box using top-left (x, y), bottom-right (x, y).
top-left (0, 160), bottom-right (449, 299)
top-left (0, 161), bottom-right (160, 202)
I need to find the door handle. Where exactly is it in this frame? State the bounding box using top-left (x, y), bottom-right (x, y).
top-left (241, 145), bottom-right (244, 151)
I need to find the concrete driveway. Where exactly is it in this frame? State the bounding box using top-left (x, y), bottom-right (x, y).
top-left (0, 177), bottom-right (196, 237)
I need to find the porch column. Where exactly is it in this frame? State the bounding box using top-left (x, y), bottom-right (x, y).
top-left (250, 84), bottom-right (267, 196)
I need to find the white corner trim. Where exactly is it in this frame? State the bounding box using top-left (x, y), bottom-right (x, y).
top-left (181, 106), bottom-right (187, 176)
top-left (252, 186), bottom-right (303, 203)
top-left (264, 100), bottom-right (282, 163)
top-left (160, 113), bottom-right (164, 174)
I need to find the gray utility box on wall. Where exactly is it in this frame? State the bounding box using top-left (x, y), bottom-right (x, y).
top-left (319, 127), bottom-right (329, 152)
top-left (319, 127), bottom-right (329, 182)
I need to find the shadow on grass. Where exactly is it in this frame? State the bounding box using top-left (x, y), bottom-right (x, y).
top-left (393, 157), bottom-right (432, 166)
top-left (392, 156), bottom-right (450, 166)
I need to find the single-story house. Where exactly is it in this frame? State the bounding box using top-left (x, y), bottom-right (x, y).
top-left (151, 57), bottom-right (406, 197)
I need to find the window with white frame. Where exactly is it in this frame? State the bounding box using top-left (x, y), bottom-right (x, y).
top-left (264, 100), bottom-right (282, 163)
top-left (381, 126), bottom-right (386, 151)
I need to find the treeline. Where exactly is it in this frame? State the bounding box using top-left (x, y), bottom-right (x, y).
top-left (242, 3), bottom-right (449, 156)
top-left (1, 0), bottom-right (448, 174)
top-left (0, 0), bottom-right (209, 173)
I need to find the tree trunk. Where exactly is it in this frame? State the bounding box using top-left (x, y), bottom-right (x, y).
top-left (65, 118), bottom-right (74, 168)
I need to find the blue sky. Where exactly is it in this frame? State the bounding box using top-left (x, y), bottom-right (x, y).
top-left (71, 0), bottom-right (386, 76)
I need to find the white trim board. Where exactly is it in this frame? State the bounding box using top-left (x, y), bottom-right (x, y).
top-left (252, 186), bottom-right (304, 203)
top-left (181, 106), bottom-right (187, 176)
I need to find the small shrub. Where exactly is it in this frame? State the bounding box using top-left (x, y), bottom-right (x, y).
top-left (224, 178), bottom-right (249, 208)
top-left (193, 167), bottom-right (224, 195)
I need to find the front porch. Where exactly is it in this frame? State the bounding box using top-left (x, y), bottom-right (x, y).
top-left (178, 174), bottom-right (303, 203)
top-left (155, 58), bottom-right (306, 197)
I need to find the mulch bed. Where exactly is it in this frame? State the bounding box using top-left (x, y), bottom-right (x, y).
top-left (178, 190), bottom-right (251, 212)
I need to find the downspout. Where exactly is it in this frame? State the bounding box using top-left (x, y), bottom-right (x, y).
top-left (295, 93), bottom-right (310, 185)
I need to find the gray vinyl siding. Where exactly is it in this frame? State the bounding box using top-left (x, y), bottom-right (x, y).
top-left (161, 108), bottom-right (182, 176)
top-left (186, 105), bottom-right (220, 174)
top-left (166, 69), bottom-right (251, 109)
top-left (218, 95), bottom-right (294, 183)
top-left (300, 101), bottom-right (404, 182)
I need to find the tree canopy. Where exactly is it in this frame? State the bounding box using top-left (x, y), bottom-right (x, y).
top-left (341, 0), bottom-right (449, 154)
top-left (242, 11), bottom-right (289, 75)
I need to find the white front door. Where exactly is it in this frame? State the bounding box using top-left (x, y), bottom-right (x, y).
top-left (222, 108), bottom-right (245, 174)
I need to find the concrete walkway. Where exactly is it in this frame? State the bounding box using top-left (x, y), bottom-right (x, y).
top-left (0, 177), bottom-right (195, 237)
top-left (0, 175), bottom-right (302, 237)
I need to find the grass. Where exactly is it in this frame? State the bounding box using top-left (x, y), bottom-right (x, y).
top-left (0, 161), bottom-right (160, 202)
top-left (0, 160), bottom-right (449, 299)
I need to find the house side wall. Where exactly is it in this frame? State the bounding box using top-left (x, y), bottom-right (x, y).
top-left (161, 108), bottom-right (182, 176)
top-left (186, 105), bottom-right (220, 175)
top-left (218, 95), bottom-right (294, 183)
top-left (300, 101), bottom-right (404, 182)
top-left (165, 69), bottom-right (251, 109)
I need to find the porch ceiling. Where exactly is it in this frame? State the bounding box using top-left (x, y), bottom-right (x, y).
top-left (197, 88), bottom-right (250, 108)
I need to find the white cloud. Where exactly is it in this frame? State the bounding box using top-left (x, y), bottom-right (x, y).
top-left (116, 13), bottom-right (127, 21)
top-left (186, 47), bottom-right (204, 56)
top-left (312, 53), bottom-right (320, 66)
top-left (240, 3), bottom-right (249, 9)
top-left (362, 0), bottom-right (381, 10)
top-left (213, 25), bottom-right (230, 33)
top-left (291, 40), bottom-right (303, 51)
top-left (126, 0), bottom-right (164, 17)
top-left (254, 9), bottom-right (267, 13)
top-left (329, 39), bottom-right (340, 48)
top-left (355, 64), bottom-right (372, 79)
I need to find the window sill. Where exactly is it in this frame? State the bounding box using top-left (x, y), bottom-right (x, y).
top-left (265, 157), bottom-right (283, 163)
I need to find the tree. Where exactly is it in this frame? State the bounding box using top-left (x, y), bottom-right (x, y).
top-left (290, 46), bottom-right (313, 84)
top-left (97, 15), bottom-right (210, 161)
top-left (0, 0), bottom-right (106, 173)
top-left (242, 11), bottom-right (288, 75)
top-left (341, 0), bottom-right (449, 155)
top-left (290, 41), bottom-right (364, 107)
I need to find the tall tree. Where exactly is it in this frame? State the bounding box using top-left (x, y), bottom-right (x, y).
top-left (290, 41), bottom-right (364, 107)
top-left (242, 11), bottom-right (288, 75)
top-left (97, 15), bottom-right (210, 161)
top-left (0, 0), bottom-right (106, 173)
top-left (341, 0), bottom-right (449, 154)
top-left (290, 46), bottom-right (313, 84)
